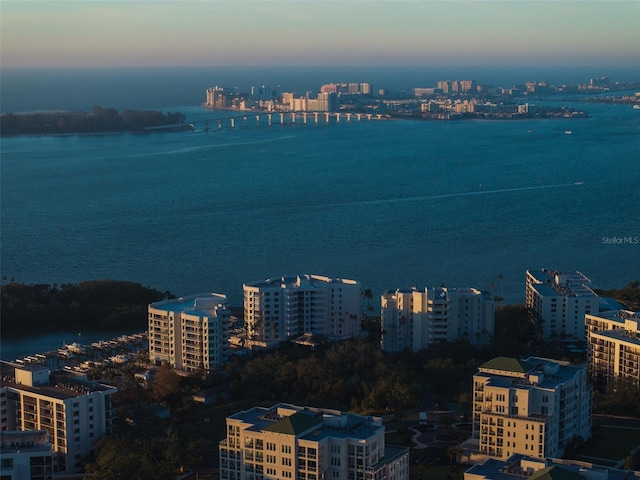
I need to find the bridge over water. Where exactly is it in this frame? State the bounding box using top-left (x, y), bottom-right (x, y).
top-left (198, 111), bottom-right (390, 131)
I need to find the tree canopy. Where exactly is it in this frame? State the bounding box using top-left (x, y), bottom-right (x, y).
top-left (0, 280), bottom-right (169, 334)
top-left (0, 107), bottom-right (186, 136)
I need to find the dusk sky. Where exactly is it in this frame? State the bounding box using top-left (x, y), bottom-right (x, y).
top-left (2, 1), bottom-right (639, 68)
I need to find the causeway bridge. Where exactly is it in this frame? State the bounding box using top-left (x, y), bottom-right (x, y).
top-left (200, 111), bottom-right (390, 131)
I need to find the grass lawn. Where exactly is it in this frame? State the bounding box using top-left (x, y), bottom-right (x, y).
top-left (577, 424), bottom-right (640, 463)
top-left (410, 464), bottom-right (463, 480)
top-left (386, 428), bottom-right (415, 447)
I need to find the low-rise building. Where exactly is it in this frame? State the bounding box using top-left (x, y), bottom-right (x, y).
top-left (471, 357), bottom-right (591, 461)
top-left (381, 286), bottom-right (494, 352)
top-left (148, 293), bottom-right (231, 372)
top-left (0, 430), bottom-right (53, 480)
top-left (219, 403), bottom-right (409, 480)
top-left (465, 454), bottom-right (640, 480)
top-left (586, 309), bottom-right (640, 386)
top-left (0, 362), bottom-right (116, 473)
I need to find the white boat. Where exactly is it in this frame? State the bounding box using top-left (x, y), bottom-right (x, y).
top-left (57, 349), bottom-right (75, 359)
top-left (65, 342), bottom-right (87, 354)
top-left (633, 104), bottom-right (640, 109)
top-left (565, 130), bottom-right (572, 135)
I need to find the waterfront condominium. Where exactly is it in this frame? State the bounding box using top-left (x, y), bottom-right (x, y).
top-left (148, 293), bottom-right (231, 372)
top-left (0, 362), bottom-right (117, 473)
top-left (243, 275), bottom-right (362, 350)
top-left (380, 286), bottom-right (494, 352)
top-left (219, 403), bottom-right (409, 480)
top-left (471, 357), bottom-right (591, 461)
top-left (525, 269), bottom-right (600, 340)
top-left (585, 309), bottom-right (640, 387)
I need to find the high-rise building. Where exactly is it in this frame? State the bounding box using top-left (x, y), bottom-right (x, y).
top-left (471, 357), bottom-right (592, 461)
top-left (586, 309), bottom-right (640, 386)
top-left (525, 269), bottom-right (600, 339)
top-left (205, 86), bottom-right (233, 109)
top-left (381, 286), bottom-right (494, 352)
top-left (0, 430), bottom-right (54, 480)
top-left (148, 293), bottom-right (231, 372)
top-left (219, 403), bottom-right (409, 480)
top-left (437, 80), bottom-right (451, 94)
top-left (460, 80), bottom-right (477, 93)
top-left (0, 362), bottom-right (117, 473)
top-left (243, 275), bottom-right (362, 350)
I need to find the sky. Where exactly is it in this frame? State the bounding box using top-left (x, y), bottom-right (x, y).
top-left (1, 0), bottom-right (639, 68)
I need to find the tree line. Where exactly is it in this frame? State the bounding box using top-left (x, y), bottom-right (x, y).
top-left (0, 280), bottom-right (169, 334)
top-left (0, 106), bottom-right (186, 136)
top-left (594, 280), bottom-right (640, 310)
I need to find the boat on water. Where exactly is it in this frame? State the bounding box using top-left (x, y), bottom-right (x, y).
top-left (565, 130), bottom-right (572, 135)
top-left (57, 349), bottom-right (75, 359)
top-left (64, 342), bottom-right (87, 354)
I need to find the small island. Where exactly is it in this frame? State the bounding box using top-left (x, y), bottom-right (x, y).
top-left (0, 106), bottom-right (190, 136)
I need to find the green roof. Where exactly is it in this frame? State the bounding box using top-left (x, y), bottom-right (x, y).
top-left (480, 357), bottom-right (535, 373)
top-left (529, 466), bottom-right (584, 480)
top-left (263, 412), bottom-right (322, 436)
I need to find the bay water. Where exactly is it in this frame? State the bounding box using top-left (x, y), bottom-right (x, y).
top-left (1, 67), bottom-right (639, 358)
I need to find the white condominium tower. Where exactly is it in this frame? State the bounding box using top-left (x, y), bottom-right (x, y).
top-left (148, 293), bottom-right (231, 372)
top-left (472, 357), bottom-right (592, 461)
top-left (525, 269), bottom-right (599, 339)
top-left (380, 286), bottom-right (494, 352)
top-left (586, 309), bottom-right (640, 386)
top-left (219, 403), bottom-right (409, 480)
top-left (243, 275), bottom-right (362, 350)
top-left (0, 362), bottom-right (117, 473)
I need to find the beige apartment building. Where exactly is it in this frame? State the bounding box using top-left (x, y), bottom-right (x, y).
top-left (381, 286), bottom-right (494, 352)
top-left (0, 362), bottom-right (116, 473)
top-left (219, 403), bottom-right (409, 480)
top-left (471, 357), bottom-right (591, 461)
top-left (148, 293), bottom-right (231, 372)
top-left (243, 275), bottom-right (362, 350)
top-left (586, 309), bottom-right (640, 386)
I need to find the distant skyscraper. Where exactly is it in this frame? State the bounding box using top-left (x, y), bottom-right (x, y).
top-left (205, 86), bottom-right (232, 108)
top-left (437, 80), bottom-right (451, 94)
top-left (460, 80), bottom-right (477, 92)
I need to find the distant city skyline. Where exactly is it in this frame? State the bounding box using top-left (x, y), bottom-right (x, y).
top-left (1, 1), bottom-right (638, 68)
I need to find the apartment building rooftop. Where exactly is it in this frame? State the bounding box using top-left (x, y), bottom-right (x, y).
top-left (465, 455), bottom-right (639, 480)
top-left (0, 430), bottom-right (51, 453)
top-left (150, 293), bottom-right (227, 317)
top-left (246, 274), bottom-right (359, 289)
top-left (230, 403), bottom-right (384, 441)
top-left (589, 309), bottom-right (640, 323)
top-left (0, 361), bottom-right (115, 400)
top-left (593, 327), bottom-right (640, 346)
top-left (527, 269), bottom-right (597, 298)
top-left (477, 357), bottom-right (585, 390)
